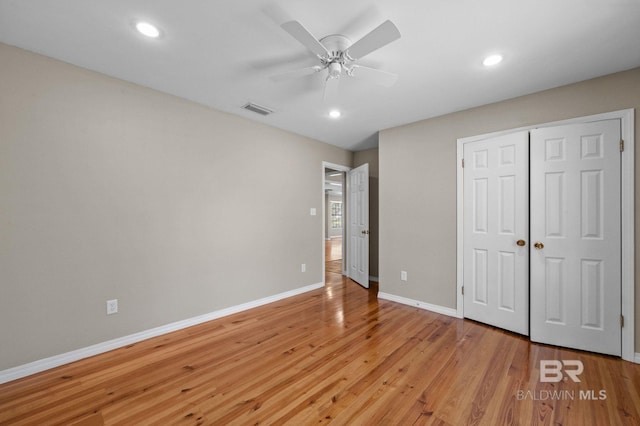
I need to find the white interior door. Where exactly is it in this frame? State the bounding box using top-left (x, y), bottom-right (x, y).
top-left (530, 120), bottom-right (621, 356)
top-left (347, 164), bottom-right (369, 288)
top-left (463, 131), bottom-right (529, 335)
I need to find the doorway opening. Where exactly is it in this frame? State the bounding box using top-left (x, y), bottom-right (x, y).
top-left (324, 167), bottom-right (345, 277)
top-left (322, 161), bottom-right (371, 289)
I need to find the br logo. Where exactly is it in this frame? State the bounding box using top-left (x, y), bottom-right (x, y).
top-left (539, 360), bottom-right (584, 382)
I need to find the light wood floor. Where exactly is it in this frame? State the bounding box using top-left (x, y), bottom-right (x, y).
top-left (1, 254), bottom-right (639, 424)
top-left (325, 237), bottom-right (342, 262)
top-left (325, 238), bottom-right (343, 277)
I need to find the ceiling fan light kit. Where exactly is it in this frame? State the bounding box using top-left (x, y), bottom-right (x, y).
top-left (273, 19), bottom-right (402, 103)
top-left (327, 61), bottom-right (343, 79)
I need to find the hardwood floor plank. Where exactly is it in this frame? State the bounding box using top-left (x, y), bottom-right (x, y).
top-left (1, 258), bottom-right (639, 425)
top-left (210, 302), bottom-right (412, 423)
top-left (324, 319), bottom-right (454, 423)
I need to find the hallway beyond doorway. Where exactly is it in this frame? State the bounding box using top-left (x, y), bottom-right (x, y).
top-left (325, 237), bottom-right (342, 276)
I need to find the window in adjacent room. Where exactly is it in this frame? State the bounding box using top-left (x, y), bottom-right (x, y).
top-left (330, 201), bottom-right (342, 229)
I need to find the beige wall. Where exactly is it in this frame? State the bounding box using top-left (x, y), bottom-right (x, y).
top-left (0, 43), bottom-right (352, 370)
top-left (379, 67), bottom-right (640, 352)
top-left (354, 148), bottom-right (379, 278)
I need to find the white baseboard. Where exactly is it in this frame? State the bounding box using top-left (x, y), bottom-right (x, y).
top-left (378, 292), bottom-right (458, 318)
top-left (0, 282), bottom-right (324, 385)
top-left (635, 353), bottom-right (640, 364)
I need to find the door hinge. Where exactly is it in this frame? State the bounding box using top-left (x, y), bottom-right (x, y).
top-left (621, 314), bottom-right (624, 328)
top-left (461, 159), bottom-right (465, 168)
top-left (461, 286), bottom-right (464, 295)
top-left (620, 139), bottom-right (624, 152)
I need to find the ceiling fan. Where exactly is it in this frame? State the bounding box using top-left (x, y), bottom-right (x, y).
top-left (271, 19), bottom-right (401, 102)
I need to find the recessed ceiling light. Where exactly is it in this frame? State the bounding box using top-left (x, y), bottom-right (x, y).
top-left (483, 54), bottom-right (503, 67)
top-left (329, 110), bottom-right (341, 119)
top-left (136, 21), bottom-right (160, 38)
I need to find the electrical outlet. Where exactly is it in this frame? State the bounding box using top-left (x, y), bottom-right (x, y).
top-left (401, 271), bottom-right (407, 281)
top-left (301, 263), bottom-right (306, 272)
top-left (106, 299), bottom-right (118, 315)
top-left (310, 208), bottom-right (317, 216)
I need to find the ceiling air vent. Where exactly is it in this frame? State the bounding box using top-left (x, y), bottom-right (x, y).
top-left (242, 102), bottom-right (274, 116)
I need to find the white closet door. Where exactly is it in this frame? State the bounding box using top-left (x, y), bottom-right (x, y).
top-left (530, 120), bottom-right (621, 356)
top-left (463, 131), bottom-right (529, 335)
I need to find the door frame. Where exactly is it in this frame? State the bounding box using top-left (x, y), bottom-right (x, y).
top-left (322, 162), bottom-right (352, 281)
top-left (456, 108), bottom-right (635, 363)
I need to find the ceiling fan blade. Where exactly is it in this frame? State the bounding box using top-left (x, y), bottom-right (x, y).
top-left (281, 21), bottom-right (330, 59)
top-left (349, 65), bottom-right (398, 87)
top-left (270, 66), bottom-right (323, 82)
top-left (324, 76), bottom-right (340, 104)
top-left (346, 20), bottom-right (401, 61)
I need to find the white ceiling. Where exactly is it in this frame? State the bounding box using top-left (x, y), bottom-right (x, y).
top-left (1, 0), bottom-right (639, 151)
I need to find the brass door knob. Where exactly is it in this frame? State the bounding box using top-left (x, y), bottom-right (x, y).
top-left (534, 242), bottom-right (544, 250)
top-left (516, 239), bottom-right (526, 247)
